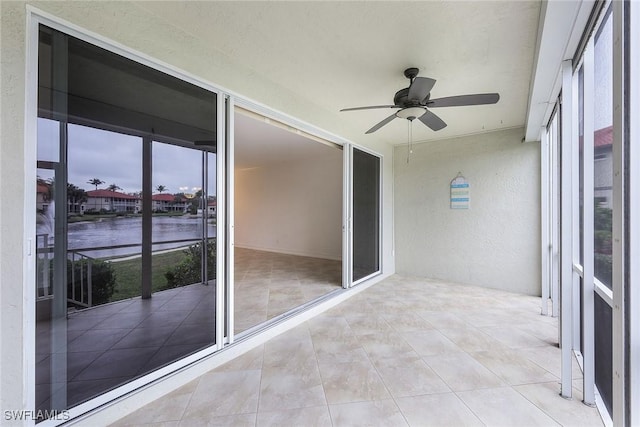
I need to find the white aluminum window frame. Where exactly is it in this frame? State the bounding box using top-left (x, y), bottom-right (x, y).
top-left (628, 0), bottom-right (640, 422)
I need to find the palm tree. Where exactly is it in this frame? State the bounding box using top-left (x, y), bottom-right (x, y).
top-left (67, 183), bottom-right (87, 214)
top-left (87, 178), bottom-right (104, 190)
top-left (155, 185), bottom-right (167, 194)
top-left (107, 183), bottom-right (121, 192)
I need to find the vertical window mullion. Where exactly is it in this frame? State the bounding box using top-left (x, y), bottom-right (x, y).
top-left (141, 136), bottom-right (152, 299)
top-left (583, 38), bottom-right (596, 407)
top-left (215, 93), bottom-right (226, 351)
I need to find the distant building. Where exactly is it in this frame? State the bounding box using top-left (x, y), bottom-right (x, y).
top-left (152, 193), bottom-right (188, 212)
top-left (85, 189), bottom-right (140, 213)
top-left (196, 200), bottom-right (217, 217)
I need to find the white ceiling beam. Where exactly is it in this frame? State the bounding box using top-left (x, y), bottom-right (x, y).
top-left (524, 0), bottom-right (595, 142)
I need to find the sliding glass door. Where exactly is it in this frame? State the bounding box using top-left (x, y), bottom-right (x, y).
top-left (35, 24), bottom-right (219, 418)
top-left (33, 18), bottom-right (384, 424)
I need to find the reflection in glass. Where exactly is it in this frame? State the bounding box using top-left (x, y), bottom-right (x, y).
top-left (35, 24), bottom-right (217, 420)
top-left (593, 8), bottom-right (613, 289)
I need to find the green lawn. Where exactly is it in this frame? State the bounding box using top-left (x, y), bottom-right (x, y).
top-left (108, 250), bottom-right (188, 301)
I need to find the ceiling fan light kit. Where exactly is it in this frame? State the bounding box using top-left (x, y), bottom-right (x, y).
top-left (396, 107), bottom-right (425, 120)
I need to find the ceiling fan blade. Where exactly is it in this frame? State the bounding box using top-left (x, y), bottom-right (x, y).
top-left (340, 105), bottom-right (397, 112)
top-left (427, 93), bottom-right (500, 108)
top-left (418, 109), bottom-right (447, 131)
top-left (408, 77), bottom-right (436, 102)
top-left (365, 113), bottom-right (397, 134)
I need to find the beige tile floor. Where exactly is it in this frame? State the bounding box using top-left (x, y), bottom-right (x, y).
top-left (234, 248), bottom-right (342, 334)
top-left (112, 275), bottom-right (603, 427)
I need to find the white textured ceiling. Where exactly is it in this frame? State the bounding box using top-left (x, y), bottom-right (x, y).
top-left (234, 112), bottom-right (341, 170)
top-left (136, 1), bottom-right (541, 145)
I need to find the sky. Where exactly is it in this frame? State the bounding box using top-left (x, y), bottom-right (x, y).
top-left (38, 119), bottom-right (216, 196)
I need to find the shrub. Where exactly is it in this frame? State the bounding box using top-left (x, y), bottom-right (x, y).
top-left (165, 240), bottom-right (216, 287)
top-left (67, 259), bottom-right (117, 306)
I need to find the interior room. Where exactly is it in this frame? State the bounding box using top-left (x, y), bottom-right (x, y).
top-left (233, 110), bottom-right (343, 334)
top-left (1, 1), bottom-right (638, 426)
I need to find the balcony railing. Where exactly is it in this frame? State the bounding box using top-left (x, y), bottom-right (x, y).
top-left (36, 234), bottom-right (205, 309)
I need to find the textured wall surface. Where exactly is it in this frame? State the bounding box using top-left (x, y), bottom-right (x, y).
top-left (1, 1), bottom-right (29, 419)
top-left (394, 127), bottom-right (541, 296)
top-left (235, 150), bottom-right (343, 260)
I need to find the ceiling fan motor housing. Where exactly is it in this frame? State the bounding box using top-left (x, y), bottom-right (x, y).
top-left (393, 88), bottom-right (411, 107)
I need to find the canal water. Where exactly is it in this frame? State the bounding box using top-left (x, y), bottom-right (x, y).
top-left (38, 215), bottom-right (216, 259)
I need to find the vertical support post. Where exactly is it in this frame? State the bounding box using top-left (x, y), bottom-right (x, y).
top-left (541, 126), bottom-right (550, 316)
top-left (628, 0), bottom-right (640, 422)
top-left (141, 136), bottom-right (152, 299)
top-left (571, 63), bottom-right (582, 352)
top-left (582, 38), bottom-right (596, 407)
top-left (226, 96), bottom-right (235, 344)
top-left (611, 0), bottom-right (626, 423)
top-left (50, 30), bottom-right (68, 411)
top-left (560, 59), bottom-right (574, 399)
top-left (551, 117), bottom-right (561, 318)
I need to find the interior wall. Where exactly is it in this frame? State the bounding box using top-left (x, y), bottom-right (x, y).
top-left (235, 149), bottom-right (342, 260)
top-left (394, 127), bottom-right (541, 296)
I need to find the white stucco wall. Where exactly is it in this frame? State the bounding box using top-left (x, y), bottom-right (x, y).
top-left (0, 2), bottom-right (395, 420)
top-left (394, 127), bottom-right (541, 296)
top-left (235, 150), bottom-right (343, 260)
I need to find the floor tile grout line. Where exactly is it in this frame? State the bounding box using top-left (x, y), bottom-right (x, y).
top-left (510, 383), bottom-right (573, 427)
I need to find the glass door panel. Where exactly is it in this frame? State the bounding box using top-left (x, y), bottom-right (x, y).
top-left (35, 23), bottom-right (218, 420)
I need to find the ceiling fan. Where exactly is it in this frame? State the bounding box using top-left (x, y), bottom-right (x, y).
top-left (340, 67), bottom-right (500, 134)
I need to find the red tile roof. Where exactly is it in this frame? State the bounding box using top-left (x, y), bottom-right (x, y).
top-left (87, 189), bottom-right (139, 200)
top-left (595, 126), bottom-right (612, 148)
top-left (152, 193), bottom-right (186, 202)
